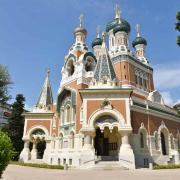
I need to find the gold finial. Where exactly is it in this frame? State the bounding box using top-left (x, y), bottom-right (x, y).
top-left (115, 4), bottom-right (121, 19)
top-left (136, 24), bottom-right (140, 37)
top-left (96, 25), bottom-right (100, 38)
top-left (79, 14), bottom-right (83, 27)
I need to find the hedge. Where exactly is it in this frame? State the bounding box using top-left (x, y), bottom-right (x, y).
top-left (10, 161), bottom-right (64, 169)
top-left (154, 164), bottom-right (180, 169)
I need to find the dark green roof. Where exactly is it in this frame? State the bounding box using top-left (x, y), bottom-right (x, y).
top-left (106, 18), bottom-right (131, 33)
top-left (132, 36), bottom-right (147, 48)
top-left (92, 37), bottom-right (103, 48)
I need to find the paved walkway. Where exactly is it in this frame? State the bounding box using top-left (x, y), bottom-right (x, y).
top-left (2, 165), bottom-right (180, 180)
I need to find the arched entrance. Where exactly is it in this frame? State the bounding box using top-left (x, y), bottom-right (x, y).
top-left (94, 115), bottom-right (120, 161)
top-left (30, 129), bottom-right (46, 160)
top-left (161, 132), bottom-right (167, 155)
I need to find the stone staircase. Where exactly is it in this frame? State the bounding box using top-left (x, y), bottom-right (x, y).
top-left (153, 155), bottom-right (174, 165)
top-left (90, 161), bottom-right (128, 170)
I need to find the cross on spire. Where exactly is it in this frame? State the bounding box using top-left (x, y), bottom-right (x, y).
top-left (79, 14), bottom-right (83, 27)
top-left (136, 24), bottom-right (140, 37)
top-left (115, 4), bottom-right (121, 19)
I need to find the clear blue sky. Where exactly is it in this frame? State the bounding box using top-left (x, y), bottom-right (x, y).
top-left (0, 0), bottom-right (180, 108)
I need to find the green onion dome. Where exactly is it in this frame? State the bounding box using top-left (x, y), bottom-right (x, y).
top-left (132, 36), bottom-right (147, 48)
top-left (92, 37), bottom-right (103, 48)
top-left (106, 18), bottom-right (131, 33)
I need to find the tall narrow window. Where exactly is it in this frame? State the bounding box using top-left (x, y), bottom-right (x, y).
top-left (65, 105), bottom-right (71, 123)
top-left (140, 132), bottom-right (144, 148)
top-left (112, 37), bottom-right (114, 46)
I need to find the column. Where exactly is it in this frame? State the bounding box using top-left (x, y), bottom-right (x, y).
top-left (80, 128), bottom-right (95, 166)
top-left (19, 139), bottom-right (31, 162)
top-left (83, 134), bottom-right (93, 150)
top-left (31, 141), bottom-right (37, 160)
top-left (119, 130), bottom-right (135, 169)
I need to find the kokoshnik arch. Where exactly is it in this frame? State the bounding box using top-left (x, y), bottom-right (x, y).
top-left (20, 5), bottom-right (180, 169)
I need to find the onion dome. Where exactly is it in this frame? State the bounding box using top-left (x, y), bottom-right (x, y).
top-left (132, 24), bottom-right (147, 48)
top-left (74, 26), bottom-right (87, 36)
top-left (92, 37), bottom-right (102, 48)
top-left (106, 5), bottom-right (130, 33)
top-left (132, 36), bottom-right (147, 48)
top-left (92, 26), bottom-right (103, 48)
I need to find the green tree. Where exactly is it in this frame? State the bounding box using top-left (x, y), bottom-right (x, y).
top-left (4, 94), bottom-right (25, 160)
top-left (0, 131), bottom-right (14, 178)
top-left (0, 64), bottom-right (11, 105)
top-left (175, 11), bottom-right (180, 46)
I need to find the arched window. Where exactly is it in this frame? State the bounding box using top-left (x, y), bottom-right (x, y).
top-left (67, 60), bottom-right (74, 76)
top-left (65, 104), bottom-right (71, 123)
top-left (85, 58), bottom-right (95, 72)
top-left (112, 37), bottom-right (114, 46)
top-left (140, 132), bottom-right (144, 148)
top-left (161, 132), bottom-right (167, 155)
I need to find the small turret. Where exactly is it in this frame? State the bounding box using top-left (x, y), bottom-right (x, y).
top-left (132, 24), bottom-right (148, 64)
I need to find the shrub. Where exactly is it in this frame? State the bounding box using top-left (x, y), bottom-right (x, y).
top-left (0, 131), bottom-right (14, 178)
top-left (10, 161), bottom-right (64, 169)
top-left (154, 164), bottom-right (180, 169)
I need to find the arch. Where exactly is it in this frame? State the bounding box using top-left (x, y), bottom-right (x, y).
top-left (84, 56), bottom-right (96, 72)
top-left (27, 125), bottom-right (49, 139)
top-left (158, 122), bottom-right (169, 155)
top-left (89, 108), bottom-right (125, 128)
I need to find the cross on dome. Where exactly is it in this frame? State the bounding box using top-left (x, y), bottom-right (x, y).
top-left (79, 14), bottom-right (83, 27)
top-left (96, 25), bottom-right (100, 38)
top-left (115, 4), bottom-right (121, 19)
top-left (136, 24), bottom-right (140, 37)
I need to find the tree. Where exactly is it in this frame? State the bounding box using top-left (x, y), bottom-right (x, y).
top-left (0, 64), bottom-right (11, 105)
top-left (0, 131), bottom-right (13, 178)
top-left (175, 11), bottom-right (180, 46)
top-left (4, 94), bottom-right (25, 160)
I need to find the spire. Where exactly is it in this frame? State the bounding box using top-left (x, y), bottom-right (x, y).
top-left (94, 32), bottom-right (116, 82)
top-left (136, 24), bottom-right (140, 37)
top-left (115, 4), bottom-right (121, 19)
top-left (36, 68), bottom-right (53, 109)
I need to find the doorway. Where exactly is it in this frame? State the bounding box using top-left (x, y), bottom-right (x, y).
top-left (161, 132), bottom-right (167, 155)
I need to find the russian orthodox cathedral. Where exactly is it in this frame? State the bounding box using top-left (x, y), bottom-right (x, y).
top-left (20, 5), bottom-right (180, 169)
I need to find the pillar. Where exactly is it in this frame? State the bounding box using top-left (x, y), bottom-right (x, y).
top-left (119, 130), bottom-right (135, 169)
top-left (19, 139), bottom-right (31, 162)
top-left (80, 127), bottom-right (95, 167)
top-left (31, 141), bottom-right (38, 160)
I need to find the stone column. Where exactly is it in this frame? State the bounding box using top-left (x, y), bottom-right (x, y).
top-left (19, 139), bottom-right (31, 162)
top-left (119, 129), bottom-right (135, 169)
top-left (80, 127), bottom-right (95, 167)
top-left (31, 141), bottom-right (37, 160)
